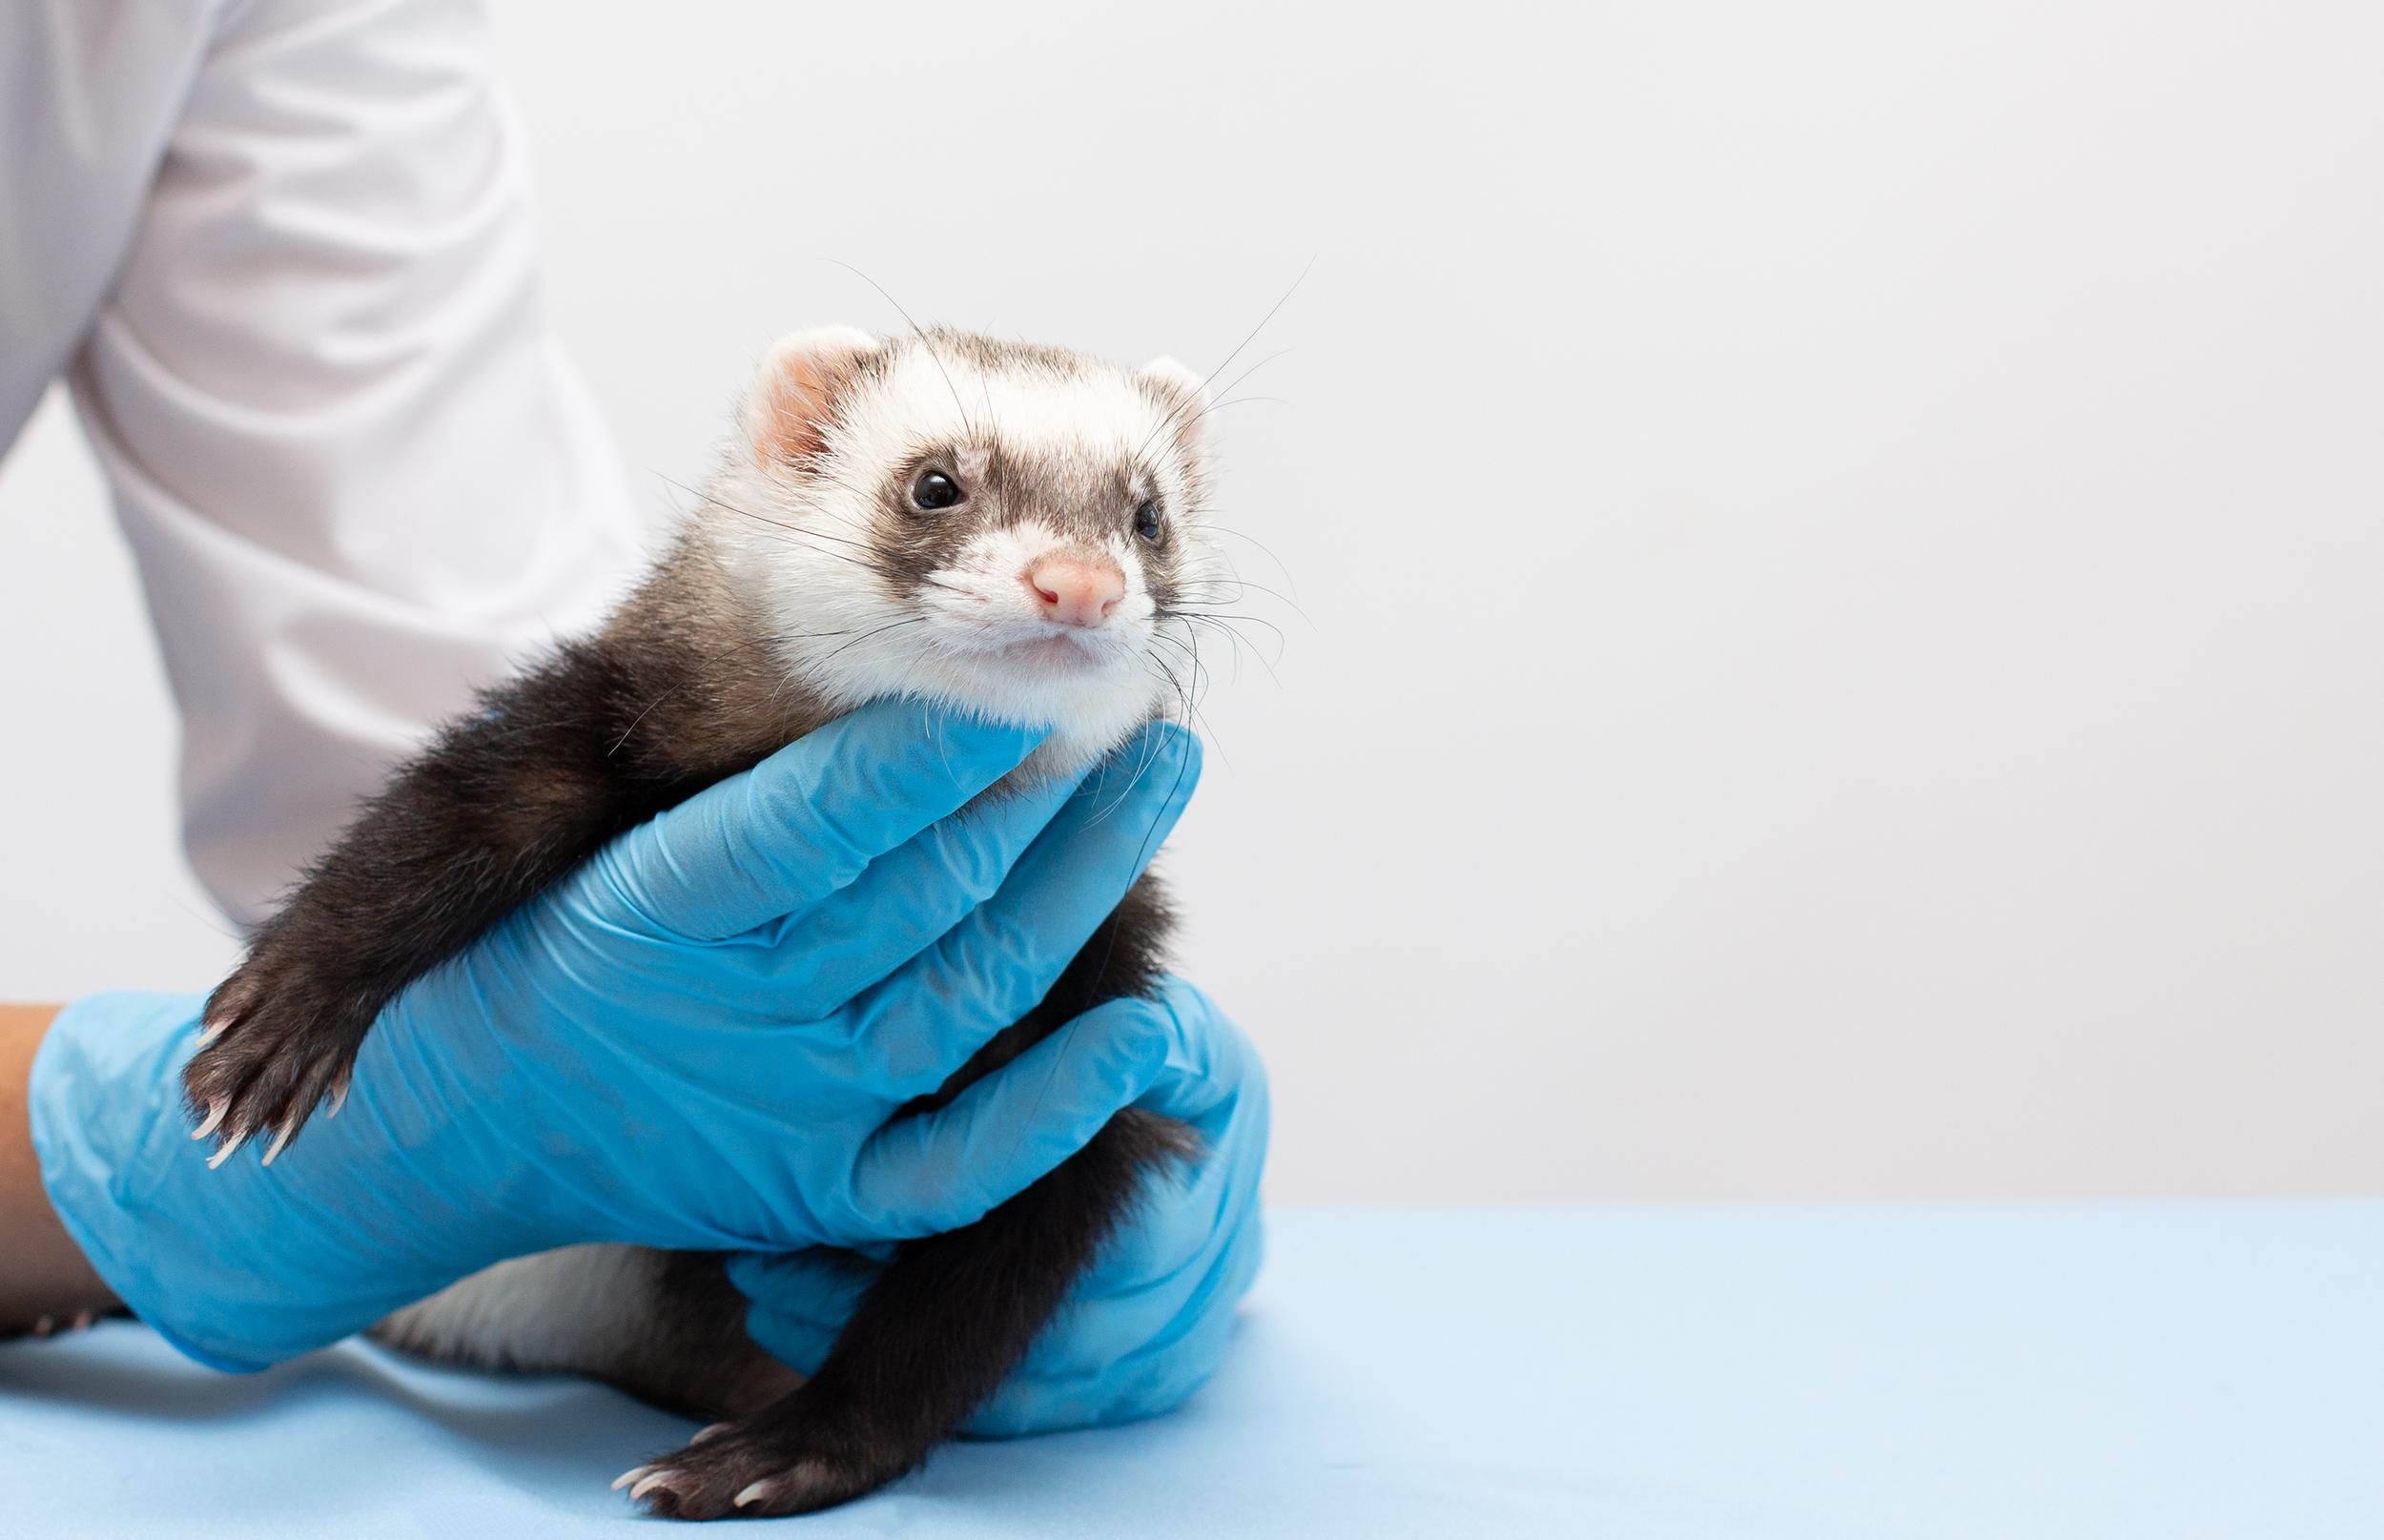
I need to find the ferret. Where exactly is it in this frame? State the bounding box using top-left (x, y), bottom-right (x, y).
top-left (179, 326), bottom-right (1232, 1519)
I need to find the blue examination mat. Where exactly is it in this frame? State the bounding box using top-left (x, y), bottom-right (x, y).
top-left (5, 1202), bottom-right (2379, 1537)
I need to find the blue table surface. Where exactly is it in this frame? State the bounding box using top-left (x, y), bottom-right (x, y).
top-left (3, 1201), bottom-right (2379, 1537)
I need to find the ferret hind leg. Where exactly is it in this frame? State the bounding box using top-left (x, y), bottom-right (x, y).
top-left (372, 1244), bottom-right (799, 1421)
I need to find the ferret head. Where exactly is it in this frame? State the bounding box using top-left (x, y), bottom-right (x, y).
top-left (709, 326), bottom-right (1223, 769)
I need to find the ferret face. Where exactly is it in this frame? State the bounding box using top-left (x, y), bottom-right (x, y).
top-left (714, 327), bottom-right (1223, 769)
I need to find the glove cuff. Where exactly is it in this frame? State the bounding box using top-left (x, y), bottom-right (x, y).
top-left (31, 990), bottom-right (531, 1369)
top-left (31, 992), bottom-right (275, 1369)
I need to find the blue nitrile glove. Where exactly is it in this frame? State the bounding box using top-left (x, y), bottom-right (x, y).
top-left (726, 975), bottom-right (1267, 1435)
top-left (31, 701), bottom-right (1201, 1371)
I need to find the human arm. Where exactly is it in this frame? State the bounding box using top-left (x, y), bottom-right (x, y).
top-left (40, 0), bottom-right (647, 927)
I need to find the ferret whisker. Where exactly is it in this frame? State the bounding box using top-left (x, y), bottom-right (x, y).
top-left (1196, 256), bottom-right (1314, 400)
top-left (1134, 258), bottom-right (1313, 462)
top-left (1156, 378), bottom-right (1289, 446)
top-left (1158, 607), bottom-right (1289, 651)
top-left (1171, 574), bottom-right (1310, 624)
top-left (1175, 610), bottom-right (1284, 683)
top-left (1207, 348), bottom-right (1295, 411)
top-left (1183, 522), bottom-right (1300, 598)
top-left (675, 501), bottom-right (897, 581)
top-left (1188, 612), bottom-right (1245, 685)
top-left (661, 475), bottom-right (883, 559)
top-left (606, 635), bottom-right (773, 757)
top-left (1143, 644), bottom-right (1204, 699)
top-left (812, 616), bottom-right (930, 672)
top-left (1149, 615), bottom-right (1238, 692)
top-left (1170, 605), bottom-right (1296, 671)
top-left (1079, 719), bottom-right (1154, 830)
top-left (1083, 735), bottom-right (1117, 814)
top-left (1163, 618), bottom-right (1231, 769)
top-left (818, 258), bottom-right (974, 437)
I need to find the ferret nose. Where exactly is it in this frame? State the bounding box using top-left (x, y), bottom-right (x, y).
top-left (1024, 554), bottom-right (1125, 627)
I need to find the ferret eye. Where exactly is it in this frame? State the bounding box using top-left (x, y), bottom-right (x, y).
top-left (1133, 500), bottom-right (1164, 543)
top-left (910, 470), bottom-right (963, 511)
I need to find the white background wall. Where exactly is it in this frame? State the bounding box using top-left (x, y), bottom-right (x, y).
top-left (4, 1), bottom-right (2379, 1201)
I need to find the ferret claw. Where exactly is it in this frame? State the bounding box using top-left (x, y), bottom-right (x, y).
top-left (195, 1016), bottom-right (229, 1047)
top-left (690, 1422), bottom-right (730, 1446)
top-left (190, 1099), bottom-right (228, 1141)
top-left (733, 1480), bottom-right (775, 1509)
top-left (629, 1471), bottom-right (672, 1502)
top-left (31, 1315), bottom-right (54, 1337)
top-left (610, 1466), bottom-right (653, 1492)
top-left (325, 1081), bottom-right (349, 1119)
top-left (260, 1121), bottom-right (297, 1168)
top-left (206, 1132), bottom-right (249, 1170)
top-left (71, 1311), bottom-right (92, 1332)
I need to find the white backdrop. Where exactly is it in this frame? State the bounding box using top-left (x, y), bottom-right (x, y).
top-left (4, 1), bottom-right (2380, 1201)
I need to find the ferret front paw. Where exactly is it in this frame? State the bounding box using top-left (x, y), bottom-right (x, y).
top-left (615, 1400), bottom-right (925, 1520)
top-left (182, 944), bottom-right (371, 1169)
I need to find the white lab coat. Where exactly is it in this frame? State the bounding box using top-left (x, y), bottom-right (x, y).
top-left (0, 0), bottom-right (647, 929)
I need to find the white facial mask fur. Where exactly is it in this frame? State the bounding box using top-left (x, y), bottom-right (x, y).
top-left (701, 327), bottom-right (1223, 772)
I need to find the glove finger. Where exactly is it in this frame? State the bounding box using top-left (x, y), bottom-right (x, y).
top-left (963, 1203), bottom-right (1264, 1437)
top-left (1116, 975), bottom-right (1264, 1127)
top-left (725, 1248), bottom-right (883, 1377)
top-left (753, 769), bottom-right (1081, 1019)
top-left (597, 700), bottom-right (1046, 940)
top-left (843, 723), bottom-right (1200, 1096)
top-left (830, 994), bottom-right (1177, 1242)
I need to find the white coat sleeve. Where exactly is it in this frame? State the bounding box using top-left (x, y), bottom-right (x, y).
top-left (54, 0), bottom-right (651, 929)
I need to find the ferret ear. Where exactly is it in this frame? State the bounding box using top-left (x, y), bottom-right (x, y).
top-left (1135, 356), bottom-right (1212, 457)
top-left (745, 326), bottom-right (881, 467)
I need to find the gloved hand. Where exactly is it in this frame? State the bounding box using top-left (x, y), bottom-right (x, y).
top-left (31, 701), bottom-right (1201, 1371)
top-left (727, 975), bottom-right (1268, 1435)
